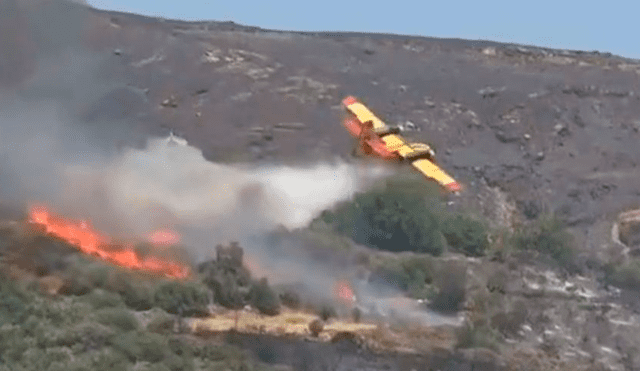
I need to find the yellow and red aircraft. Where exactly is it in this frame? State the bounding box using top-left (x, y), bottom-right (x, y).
top-left (342, 96), bottom-right (462, 193)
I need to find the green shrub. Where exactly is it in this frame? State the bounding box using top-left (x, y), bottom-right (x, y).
top-left (166, 337), bottom-right (195, 371)
top-left (193, 344), bottom-right (243, 362)
top-left (71, 322), bottom-right (115, 352)
top-left (0, 324), bottom-right (29, 363)
top-left (147, 312), bottom-right (175, 335)
top-left (455, 322), bottom-right (501, 351)
top-left (442, 214), bottom-right (489, 257)
top-left (368, 258), bottom-right (411, 291)
top-left (131, 363), bottom-right (170, 371)
top-left (85, 289), bottom-right (124, 309)
top-left (0, 270), bottom-right (29, 327)
top-left (368, 255), bottom-right (435, 295)
top-left (249, 278), bottom-right (280, 316)
top-left (0, 291), bottom-right (27, 326)
top-left (85, 263), bottom-right (111, 288)
top-left (88, 347), bottom-right (132, 371)
top-left (605, 259), bottom-right (640, 291)
top-left (95, 307), bottom-right (139, 332)
top-left (116, 280), bottom-right (154, 311)
top-left (153, 281), bottom-right (209, 317)
top-left (110, 330), bottom-right (169, 363)
top-left (201, 260), bottom-right (252, 310)
top-left (320, 185), bottom-right (445, 256)
top-left (163, 354), bottom-right (194, 371)
top-left (512, 214), bottom-right (575, 269)
top-left (20, 346), bottom-right (71, 370)
top-left (297, 228), bottom-right (354, 253)
top-left (401, 255), bottom-right (435, 298)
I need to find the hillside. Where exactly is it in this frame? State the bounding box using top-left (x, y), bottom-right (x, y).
top-left (2, 0), bottom-right (640, 370)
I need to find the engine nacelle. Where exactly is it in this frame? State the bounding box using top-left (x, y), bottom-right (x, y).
top-left (404, 143), bottom-right (435, 161)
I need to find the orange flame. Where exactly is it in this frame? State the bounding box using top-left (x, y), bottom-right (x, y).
top-left (333, 280), bottom-right (356, 305)
top-left (148, 229), bottom-right (181, 246)
top-left (29, 205), bottom-right (190, 279)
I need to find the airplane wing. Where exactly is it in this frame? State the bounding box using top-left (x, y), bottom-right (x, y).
top-left (380, 134), bottom-right (462, 192)
top-left (342, 96), bottom-right (388, 131)
top-left (411, 159), bottom-right (462, 193)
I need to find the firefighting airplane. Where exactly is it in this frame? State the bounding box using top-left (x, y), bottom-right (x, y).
top-left (342, 96), bottom-right (462, 193)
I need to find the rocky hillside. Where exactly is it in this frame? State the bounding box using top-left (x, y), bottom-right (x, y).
top-left (3, 0), bottom-right (640, 370)
top-left (5, 0), bottom-right (640, 232)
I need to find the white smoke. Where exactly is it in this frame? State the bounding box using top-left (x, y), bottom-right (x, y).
top-left (61, 135), bottom-right (390, 246)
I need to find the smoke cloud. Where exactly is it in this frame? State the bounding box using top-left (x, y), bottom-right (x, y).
top-left (60, 136), bottom-right (390, 248)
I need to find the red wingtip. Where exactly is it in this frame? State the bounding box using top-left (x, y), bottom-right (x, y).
top-left (446, 182), bottom-right (462, 193)
top-left (343, 96), bottom-right (358, 106)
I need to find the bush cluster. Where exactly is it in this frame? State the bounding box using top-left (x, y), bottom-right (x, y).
top-left (441, 214), bottom-right (489, 257)
top-left (366, 255), bottom-right (436, 299)
top-left (512, 214), bottom-right (576, 269)
top-left (320, 186), bottom-right (445, 256)
top-left (58, 241), bottom-right (283, 316)
top-left (153, 281), bottom-right (209, 317)
top-left (249, 278), bottom-right (281, 316)
top-left (604, 259), bottom-right (640, 291)
top-left (317, 180), bottom-right (491, 259)
top-left (0, 265), bottom-right (276, 371)
top-left (200, 256), bottom-right (282, 316)
top-left (455, 322), bottom-right (501, 351)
